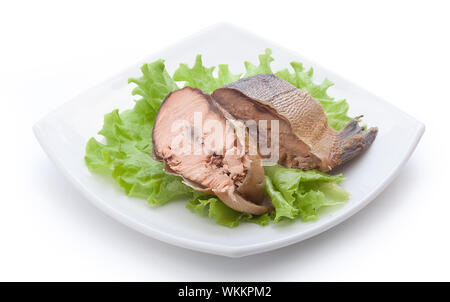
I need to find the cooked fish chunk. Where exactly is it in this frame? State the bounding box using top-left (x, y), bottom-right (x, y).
top-left (212, 74), bottom-right (378, 172)
top-left (152, 87), bottom-right (269, 215)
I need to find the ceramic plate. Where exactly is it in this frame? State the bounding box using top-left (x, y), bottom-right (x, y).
top-left (33, 23), bottom-right (424, 257)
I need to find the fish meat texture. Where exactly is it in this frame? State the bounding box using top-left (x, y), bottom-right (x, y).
top-left (152, 87), bottom-right (269, 215)
top-left (212, 74), bottom-right (378, 172)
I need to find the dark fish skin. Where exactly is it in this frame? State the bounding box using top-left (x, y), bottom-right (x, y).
top-left (212, 74), bottom-right (378, 172)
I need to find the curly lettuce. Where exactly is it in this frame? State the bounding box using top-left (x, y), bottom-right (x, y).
top-left (265, 166), bottom-right (348, 222)
top-left (85, 49), bottom-right (351, 227)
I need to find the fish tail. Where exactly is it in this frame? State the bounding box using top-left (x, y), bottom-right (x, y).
top-left (335, 116), bottom-right (378, 166)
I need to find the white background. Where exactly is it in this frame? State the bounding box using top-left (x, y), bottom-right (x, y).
top-left (1, 0), bottom-right (449, 281)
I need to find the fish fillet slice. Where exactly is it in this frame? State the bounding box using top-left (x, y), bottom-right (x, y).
top-left (152, 87), bottom-right (269, 215)
top-left (212, 74), bottom-right (378, 172)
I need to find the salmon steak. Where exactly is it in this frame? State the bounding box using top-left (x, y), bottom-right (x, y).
top-left (152, 87), bottom-right (270, 215)
top-left (212, 74), bottom-right (378, 172)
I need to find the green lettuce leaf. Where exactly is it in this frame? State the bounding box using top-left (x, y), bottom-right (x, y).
top-left (85, 49), bottom-right (351, 228)
top-left (244, 48), bottom-right (274, 77)
top-left (264, 176), bottom-right (298, 222)
top-left (128, 59), bottom-right (179, 116)
top-left (265, 165), bottom-right (348, 222)
top-left (186, 192), bottom-right (271, 227)
top-left (85, 60), bottom-right (191, 206)
top-left (173, 55), bottom-right (241, 93)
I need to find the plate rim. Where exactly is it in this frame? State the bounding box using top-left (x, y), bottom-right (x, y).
top-left (33, 23), bottom-right (425, 257)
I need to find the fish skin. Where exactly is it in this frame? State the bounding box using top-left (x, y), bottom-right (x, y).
top-left (152, 87), bottom-right (269, 215)
top-left (212, 74), bottom-right (378, 172)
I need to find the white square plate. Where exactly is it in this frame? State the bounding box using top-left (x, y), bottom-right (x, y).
top-left (33, 23), bottom-right (424, 257)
